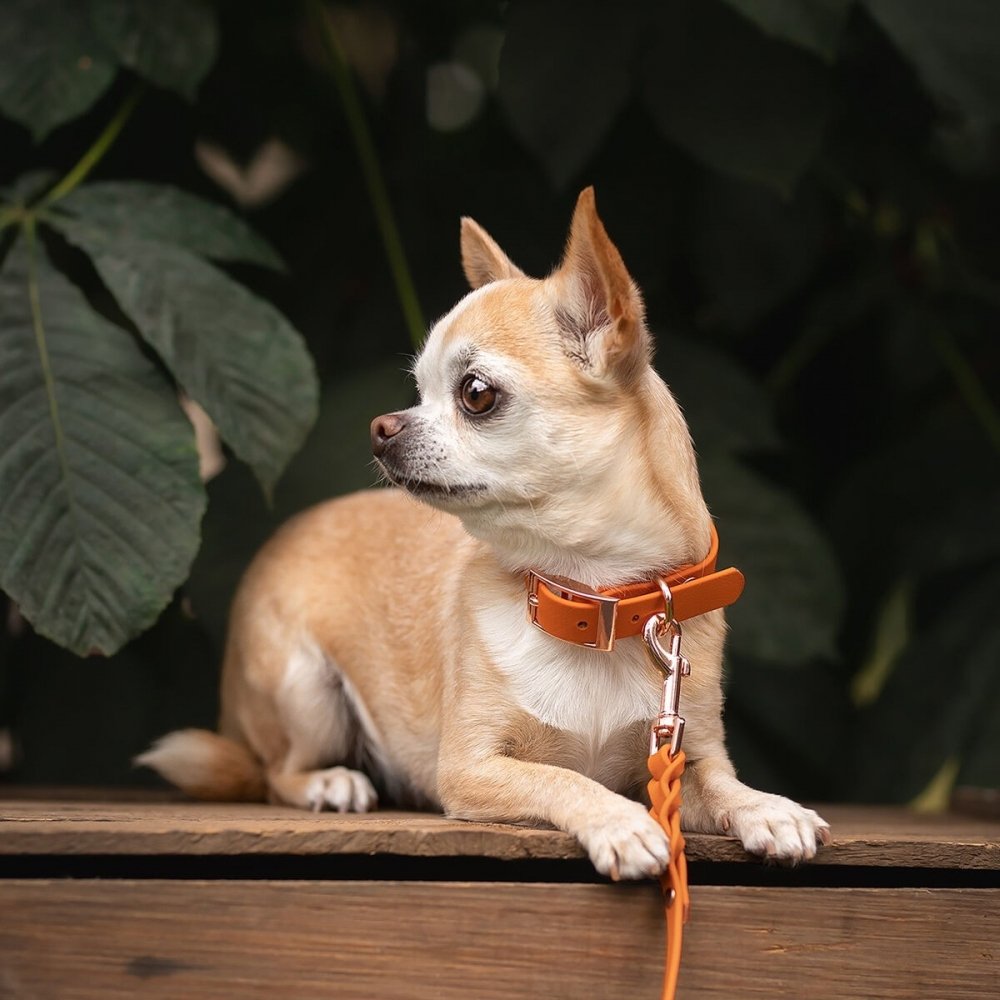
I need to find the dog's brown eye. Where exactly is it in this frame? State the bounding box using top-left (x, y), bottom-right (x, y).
top-left (459, 374), bottom-right (498, 415)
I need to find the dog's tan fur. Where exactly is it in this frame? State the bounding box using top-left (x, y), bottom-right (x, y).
top-left (140, 189), bottom-right (829, 878)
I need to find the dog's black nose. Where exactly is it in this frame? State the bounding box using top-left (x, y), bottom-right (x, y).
top-left (371, 412), bottom-right (407, 457)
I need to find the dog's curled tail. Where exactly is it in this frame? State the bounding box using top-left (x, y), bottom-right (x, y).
top-left (135, 729), bottom-right (266, 802)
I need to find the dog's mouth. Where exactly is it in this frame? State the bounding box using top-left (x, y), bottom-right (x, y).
top-left (378, 463), bottom-right (486, 502)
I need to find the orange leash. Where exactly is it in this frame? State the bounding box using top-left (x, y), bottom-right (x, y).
top-left (647, 745), bottom-right (689, 1000)
top-left (642, 594), bottom-right (692, 1000)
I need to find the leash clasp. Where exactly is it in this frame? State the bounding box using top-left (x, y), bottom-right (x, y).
top-left (644, 581), bottom-right (690, 756)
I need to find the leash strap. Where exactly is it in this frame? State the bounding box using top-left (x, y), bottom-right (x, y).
top-left (642, 597), bottom-right (692, 1000)
top-left (647, 745), bottom-right (689, 1000)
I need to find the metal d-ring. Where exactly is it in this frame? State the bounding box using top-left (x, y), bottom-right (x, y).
top-left (656, 576), bottom-right (675, 624)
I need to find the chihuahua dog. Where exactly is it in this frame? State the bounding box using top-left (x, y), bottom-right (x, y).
top-left (140, 189), bottom-right (829, 878)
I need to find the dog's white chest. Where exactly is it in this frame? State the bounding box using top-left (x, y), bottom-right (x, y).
top-left (474, 594), bottom-right (659, 744)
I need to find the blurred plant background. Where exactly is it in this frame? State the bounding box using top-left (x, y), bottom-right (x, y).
top-left (0, 0), bottom-right (997, 810)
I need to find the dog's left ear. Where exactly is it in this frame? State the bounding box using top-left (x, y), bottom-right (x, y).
top-left (552, 187), bottom-right (649, 381)
top-left (460, 217), bottom-right (525, 289)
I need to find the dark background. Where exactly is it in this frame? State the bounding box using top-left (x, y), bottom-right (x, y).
top-left (1, 0), bottom-right (998, 809)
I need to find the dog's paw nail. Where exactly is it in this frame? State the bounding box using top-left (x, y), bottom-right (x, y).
top-left (727, 794), bottom-right (829, 864)
top-left (579, 802), bottom-right (670, 880)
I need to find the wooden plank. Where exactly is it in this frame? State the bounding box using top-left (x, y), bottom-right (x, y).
top-left (1, 799), bottom-right (999, 869)
top-left (0, 879), bottom-right (997, 999)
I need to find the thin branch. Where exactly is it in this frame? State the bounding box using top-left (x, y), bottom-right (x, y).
top-left (307, 0), bottom-right (425, 349)
top-left (930, 327), bottom-right (1000, 456)
top-left (40, 86), bottom-right (144, 209)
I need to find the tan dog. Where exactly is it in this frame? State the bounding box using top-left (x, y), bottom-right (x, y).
top-left (140, 189), bottom-right (829, 878)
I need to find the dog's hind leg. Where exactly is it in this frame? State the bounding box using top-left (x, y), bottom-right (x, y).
top-left (256, 638), bottom-right (379, 813)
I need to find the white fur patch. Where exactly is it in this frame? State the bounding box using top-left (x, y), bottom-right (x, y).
top-left (475, 592), bottom-right (659, 748)
top-left (277, 638), bottom-right (347, 769)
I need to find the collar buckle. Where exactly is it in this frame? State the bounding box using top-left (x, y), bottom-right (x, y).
top-left (526, 570), bottom-right (620, 651)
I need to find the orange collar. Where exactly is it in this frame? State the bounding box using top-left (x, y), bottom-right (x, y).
top-left (526, 525), bottom-right (745, 651)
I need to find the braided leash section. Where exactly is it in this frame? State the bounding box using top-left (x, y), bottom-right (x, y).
top-left (647, 745), bottom-right (689, 1000)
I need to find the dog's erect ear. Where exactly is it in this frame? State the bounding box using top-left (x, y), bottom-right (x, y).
top-left (460, 217), bottom-right (525, 289)
top-left (553, 187), bottom-right (649, 380)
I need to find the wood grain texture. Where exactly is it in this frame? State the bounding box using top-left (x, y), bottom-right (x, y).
top-left (0, 880), bottom-right (997, 999)
top-left (1, 799), bottom-right (998, 868)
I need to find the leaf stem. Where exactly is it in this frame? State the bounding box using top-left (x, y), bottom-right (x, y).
top-left (40, 86), bottom-right (144, 209)
top-left (929, 328), bottom-right (1000, 456)
top-left (307, 0), bottom-right (425, 349)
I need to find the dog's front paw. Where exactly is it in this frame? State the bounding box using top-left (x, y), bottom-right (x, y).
top-left (726, 792), bottom-right (830, 863)
top-left (305, 767), bottom-right (378, 813)
top-left (576, 800), bottom-right (670, 881)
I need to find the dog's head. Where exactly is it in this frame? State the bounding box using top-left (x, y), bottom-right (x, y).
top-left (372, 188), bottom-right (707, 581)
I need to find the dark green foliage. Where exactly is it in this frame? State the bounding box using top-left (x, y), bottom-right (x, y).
top-left (89, 0), bottom-right (218, 100)
top-left (0, 2), bottom-right (317, 656)
top-left (0, 1), bottom-right (117, 141)
top-left (0, 0), bottom-right (217, 139)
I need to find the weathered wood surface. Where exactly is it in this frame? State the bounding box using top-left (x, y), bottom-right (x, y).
top-left (0, 879), bottom-right (997, 999)
top-left (1, 799), bottom-right (998, 868)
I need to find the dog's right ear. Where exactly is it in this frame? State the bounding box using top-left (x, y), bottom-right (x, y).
top-left (460, 217), bottom-right (525, 289)
top-left (551, 187), bottom-right (649, 383)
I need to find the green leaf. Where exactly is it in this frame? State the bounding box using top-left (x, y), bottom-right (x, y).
top-left (702, 455), bottom-right (844, 665)
top-left (0, 233), bottom-right (204, 656)
top-left (0, 0), bottom-right (117, 141)
top-left (89, 0), bottom-right (218, 100)
top-left (56, 182), bottom-right (284, 270)
top-left (864, 0), bottom-right (1000, 125)
top-left (51, 219), bottom-right (318, 496)
top-left (643, 0), bottom-right (831, 196)
top-left (498, 0), bottom-right (639, 188)
top-left (853, 569), bottom-right (1000, 801)
top-left (657, 333), bottom-right (781, 454)
top-left (719, 0), bottom-right (852, 63)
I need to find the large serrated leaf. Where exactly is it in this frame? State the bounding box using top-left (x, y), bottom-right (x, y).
top-left (498, 0), bottom-right (640, 189)
top-left (720, 0), bottom-right (851, 63)
top-left (0, 235), bottom-right (204, 656)
top-left (644, 0), bottom-right (831, 196)
top-left (865, 0), bottom-right (1000, 125)
top-left (57, 182), bottom-right (284, 270)
top-left (89, 0), bottom-right (218, 101)
top-left (51, 219), bottom-right (318, 496)
top-left (702, 455), bottom-right (844, 665)
top-left (0, 0), bottom-right (117, 141)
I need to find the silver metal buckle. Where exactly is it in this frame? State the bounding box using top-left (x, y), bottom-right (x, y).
top-left (526, 570), bottom-right (620, 651)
